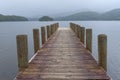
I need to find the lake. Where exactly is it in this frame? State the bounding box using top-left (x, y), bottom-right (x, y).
top-left (0, 21), bottom-right (120, 80)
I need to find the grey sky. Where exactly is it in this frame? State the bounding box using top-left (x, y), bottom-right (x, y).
top-left (0, 0), bottom-right (120, 17)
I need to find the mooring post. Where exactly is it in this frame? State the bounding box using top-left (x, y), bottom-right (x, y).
top-left (77, 25), bottom-right (80, 38)
top-left (53, 24), bottom-right (55, 33)
top-left (52, 24), bottom-right (55, 34)
top-left (33, 29), bottom-right (40, 53)
top-left (16, 35), bottom-right (28, 71)
top-left (49, 25), bottom-right (51, 37)
top-left (75, 24), bottom-right (78, 36)
top-left (86, 29), bottom-right (92, 52)
top-left (56, 23), bottom-right (59, 31)
top-left (71, 23), bottom-right (73, 30)
top-left (41, 27), bottom-right (46, 45)
top-left (55, 23), bottom-right (57, 31)
top-left (74, 24), bottom-right (76, 32)
top-left (81, 27), bottom-right (85, 44)
top-left (73, 23), bottom-right (75, 32)
top-left (55, 23), bottom-right (57, 32)
top-left (78, 25), bottom-right (81, 40)
top-left (54, 23), bottom-right (56, 32)
top-left (57, 23), bottom-right (59, 29)
top-left (98, 34), bottom-right (107, 71)
top-left (52, 24), bottom-right (54, 34)
top-left (70, 23), bottom-right (73, 31)
top-left (46, 25), bottom-right (49, 39)
top-left (51, 24), bottom-right (53, 35)
top-left (70, 23), bottom-right (71, 30)
top-left (70, 23), bottom-right (72, 29)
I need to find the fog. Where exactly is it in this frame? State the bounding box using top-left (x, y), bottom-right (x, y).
top-left (0, 0), bottom-right (120, 17)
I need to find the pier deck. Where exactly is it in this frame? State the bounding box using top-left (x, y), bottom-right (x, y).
top-left (16, 28), bottom-right (110, 80)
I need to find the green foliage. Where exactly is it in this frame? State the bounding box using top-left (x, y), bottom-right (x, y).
top-left (0, 14), bottom-right (28, 21)
top-left (39, 16), bottom-right (53, 21)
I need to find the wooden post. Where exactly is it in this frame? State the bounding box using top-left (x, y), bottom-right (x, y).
top-left (57, 23), bottom-right (59, 28)
top-left (73, 23), bottom-right (75, 32)
top-left (51, 25), bottom-right (53, 35)
top-left (16, 35), bottom-right (28, 71)
top-left (53, 24), bottom-right (55, 33)
top-left (70, 23), bottom-right (71, 29)
top-left (78, 25), bottom-right (81, 40)
top-left (71, 23), bottom-right (72, 30)
top-left (48, 25), bottom-right (51, 37)
top-left (55, 23), bottom-right (57, 32)
top-left (52, 24), bottom-right (54, 34)
top-left (86, 29), bottom-right (92, 52)
top-left (70, 23), bottom-right (73, 30)
top-left (98, 34), bottom-right (107, 71)
top-left (55, 23), bottom-right (57, 31)
top-left (41, 27), bottom-right (46, 45)
top-left (75, 25), bottom-right (78, 35)
top-left (46, 25), bottom-right (49, 39)
top-left (56, 23), bottom-right (59, 31)
top-left (33, 29), bottom-right (40, 53)
top-left (81, 27), bottom-right (85, 44)
top-left (77, 25), bottom-right (79, 38)
top-left (54, 23), bottom-right (56, 32)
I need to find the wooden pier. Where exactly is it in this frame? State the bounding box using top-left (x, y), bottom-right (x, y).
top-left (15, 23), bottom-right (110, 80)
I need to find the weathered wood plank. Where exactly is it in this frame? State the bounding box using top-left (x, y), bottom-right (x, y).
top-left (16, 28), bottom-right (110, 80)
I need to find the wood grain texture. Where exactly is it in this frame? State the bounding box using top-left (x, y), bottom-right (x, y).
top-left (86, 29), bottom-right (92, 52)
top-left (16, 28), bottom-right (110, 80)
top-left (33, 29), bottom-right (40, 53)
top-left (16, 35), bottom-right (28, 71)
top-left (98, 34), bottom-right (107, 71)
top-left (41, 27), bottom-right (46, 45)
top-left (81, 27), bottom-right (85, 44)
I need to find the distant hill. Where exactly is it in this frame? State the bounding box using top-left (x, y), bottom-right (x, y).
top-left (0, 14), bottom-right (28, 21)
top-left (39, 16), bottom-right (53, 21)
top-left (55, 9), bottom-right (120, 21)
top-left (100, 9), bottom-right (120, 20)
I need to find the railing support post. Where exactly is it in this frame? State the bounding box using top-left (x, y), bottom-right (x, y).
top-left (16, 35), bottom-right (28, 71)
top-left (41, 27), bottom-right (46, 45)
top-left (33, 29), bottom-right (40, 53)
top-left (86, 29), bottom-right (92, 52)
top-left (46, 25), bottom-right (49, 39)
top-left (81, 27), bottom-right (85, 44)
top-left (98, 34), bottom-right (107, 71)
top-left (78, 26), bottom-right (81, 41)
top-left (77, 25), bottom-right (79, 38)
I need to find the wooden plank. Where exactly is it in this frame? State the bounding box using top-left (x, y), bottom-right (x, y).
top-left (16, 28), bottom-right (110, 80)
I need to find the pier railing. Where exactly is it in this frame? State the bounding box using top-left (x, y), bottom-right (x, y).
top-left (15, 22), bottom-right (111, 80)
top-left (16, 23), bottom-right (59, 71)
top-left (16, 22), bottom-right (107, 71)
top-left (70, 22), bottom-right (107, 71)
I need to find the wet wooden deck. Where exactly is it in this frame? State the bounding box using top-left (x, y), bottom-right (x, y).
top-left (16, 28), bottom-right (110, 80)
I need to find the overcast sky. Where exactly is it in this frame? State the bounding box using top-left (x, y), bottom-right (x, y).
top-left (0, 0), bottom-right (120, 17)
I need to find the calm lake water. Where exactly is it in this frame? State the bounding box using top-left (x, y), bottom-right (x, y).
top-left (0, 21), bottom-right (120, 80)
